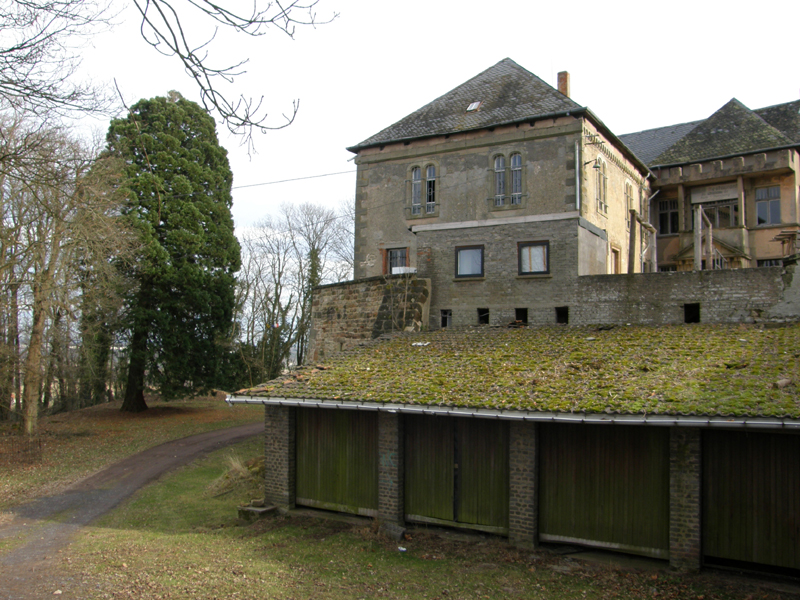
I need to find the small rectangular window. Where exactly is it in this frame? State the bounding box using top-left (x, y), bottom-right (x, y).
top-left (757, 259), bottom-right (782, 267)
top-left (386, 248), bottom-right (407, 274)
top-left (456, 246), bottom-right (484, 277)
top-left (658, 200), bottom-right (679, 235)
top-left (515, 308), bottom-right (528, 324)
top-left (555, 306), bottom-right (569, 324)
top-left (518, 241), bottom-right (549, 275)
top-left (477, 308), bottom-right (489, 325)
top-left (441, 309), bottom-right (452, 328)
top-left (426, 165), bottom-right (436, 214)
top-left (411, 167), bottom-right (422, 215)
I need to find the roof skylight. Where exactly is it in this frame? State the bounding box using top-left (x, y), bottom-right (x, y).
top-left (466, 101), bottom-right (481, 112)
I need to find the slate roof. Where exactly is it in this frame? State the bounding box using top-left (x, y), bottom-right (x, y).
top-left (618, 121), bottom-right (701, 165)
top-left (652, 99), bottom-right (794, 166)
top-left (235, 324), bottom-right (800, 419)
top-left (348, 58), bottom-right (582, 152)
top-left (755, 99), bottom-right (800, 142)
top-left (621, 99), bottom-right (800, 168)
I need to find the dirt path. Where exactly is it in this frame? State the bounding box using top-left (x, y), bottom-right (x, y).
top-left (0, 422), bottom-right (263, 599)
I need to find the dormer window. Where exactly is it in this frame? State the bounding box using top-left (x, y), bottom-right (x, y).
top-left (466, 101), bottom-right (482, 112)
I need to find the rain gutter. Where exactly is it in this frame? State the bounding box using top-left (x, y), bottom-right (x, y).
top-left (225, 395), bottom-right (800, 430)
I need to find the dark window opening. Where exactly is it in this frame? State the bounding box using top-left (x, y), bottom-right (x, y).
top-left (441, 309), bottom-right (452, 328)
top-left (684, 303), bottom-right (700, 324)
top-left (386, 248), bottom-right (407, 274)
top-left (757, 259), bottom-right (782, 267)
top-left (515, 308), bottom-right (528, 324)
top-left (555, 306), bottom-right (569, 324)
top-left (477, 308), bottom-right (489, 325)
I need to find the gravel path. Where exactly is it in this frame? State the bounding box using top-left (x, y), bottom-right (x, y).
top-left (0, 422), bottom-right (264, 599)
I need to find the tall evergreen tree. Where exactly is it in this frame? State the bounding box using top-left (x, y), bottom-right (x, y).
top-left (106, 92), bottom-right (241, 412)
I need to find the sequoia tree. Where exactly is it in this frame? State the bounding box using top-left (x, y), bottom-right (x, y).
top-left (106, 93), bottom-right (241, 412)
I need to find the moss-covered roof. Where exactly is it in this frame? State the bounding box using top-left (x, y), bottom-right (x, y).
top-left (236, 324), bottom-right (800, 419)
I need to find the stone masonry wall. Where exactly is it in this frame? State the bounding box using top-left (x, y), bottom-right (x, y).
top-left (309, 265), bottom-right (797, 361)
top-left (264, 405), bottom-right (296, 511)
top-left (377, 412), bottom-right (405, 539)
top-left (308, 275), bottom-right (430, 362)
top-left (508, 422), bottom-right (538, 548)
top-left (669, 428), bottom-right (702, 571)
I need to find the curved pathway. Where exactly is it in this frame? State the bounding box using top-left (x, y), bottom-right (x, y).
top-left (0, 422), bottom-right (264, 599)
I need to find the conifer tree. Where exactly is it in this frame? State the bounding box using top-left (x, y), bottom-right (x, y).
top-left (106, 92), bottom-right (241, 412)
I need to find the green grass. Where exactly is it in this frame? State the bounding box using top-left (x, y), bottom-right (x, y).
top-left (64, 439), bottom-right (790, 600)
top-left (0, 394), bottom-right (262, 509)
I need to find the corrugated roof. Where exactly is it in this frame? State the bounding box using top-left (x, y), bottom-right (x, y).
top-left (348, 58), bottom-right (582, 152)
top-left (235, 324), bottom-right (800, 419)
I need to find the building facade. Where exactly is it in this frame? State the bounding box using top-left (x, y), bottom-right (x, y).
top-left (620, 99), bottom-right (800, 271)
top-left (349, 59), bottom-right (651, 329)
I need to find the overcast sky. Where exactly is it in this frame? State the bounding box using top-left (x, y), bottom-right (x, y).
top-left (78, 0), bottom-right (800, 229)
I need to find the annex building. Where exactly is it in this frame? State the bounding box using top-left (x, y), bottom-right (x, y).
top-left (230, 59), bottom-right (800, 575)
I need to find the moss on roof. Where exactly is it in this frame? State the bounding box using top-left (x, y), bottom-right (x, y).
top-left (237, 324), bottom-right (800, 419)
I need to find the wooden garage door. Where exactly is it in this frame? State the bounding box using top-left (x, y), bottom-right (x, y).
top-left (405, 415), bottom-right (509, 533)
top-left (296, 408), bottom-right (378, 516)
top-left (703, 430), bottom-right (800, 570)
top-left (539, 424), bottom-right (669, 558)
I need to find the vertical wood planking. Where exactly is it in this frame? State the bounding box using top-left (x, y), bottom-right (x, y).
top-left (296, 408), bottom-right (378, 513)
top-left (404, 414), bottom-right (454, 521)
top-left (703, 430), bottom-right (800, 569)
top-left (539, 424), bottom-right (669, 553)
top-left (458, 419), bottom-right (509, 528)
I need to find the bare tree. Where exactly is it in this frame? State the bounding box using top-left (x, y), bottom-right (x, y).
top-left (0, 118), bottom-right (132, 434)
top-left (0, 0), bottom-right (335, 143)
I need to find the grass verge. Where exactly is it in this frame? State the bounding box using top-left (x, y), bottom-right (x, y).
top-left (65, 438), bottom-right (792, 600)
top-left (0, 394), bottom-right (262, 509)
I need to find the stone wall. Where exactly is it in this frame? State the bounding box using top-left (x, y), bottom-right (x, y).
top-left (264, 405), bottom-right (296, 510)
top-left (309, 264), bottom-right (797, 361)
top-left (308, 275), bottom-right (430, 362)
top-left (669, 428), bottom-right (702, 571)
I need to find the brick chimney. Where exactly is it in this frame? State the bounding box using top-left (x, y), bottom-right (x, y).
top-left (557, 71), bottom-right (570, 98)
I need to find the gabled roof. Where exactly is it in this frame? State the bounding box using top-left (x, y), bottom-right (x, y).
top-left (234, 324), bottom-right (800, 419)
top-left (618, 120), bottom-right (702, 165)
top-left (652, 99), bottom-right (794, 166)
top-left (348, 58), bottom-right (583, 152)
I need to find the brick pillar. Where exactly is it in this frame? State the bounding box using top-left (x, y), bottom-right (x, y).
top-left (669, 427), bottom-right (701, 571)
top-left (508, 421), bottom-right (538, 548)
top-left (378, 411), bottom-right (405, 539)
top-left (264, 405), bottom-right (296, 511)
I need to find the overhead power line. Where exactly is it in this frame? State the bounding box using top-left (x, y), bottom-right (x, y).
top-left (232, 169), bottom-right (357, 190)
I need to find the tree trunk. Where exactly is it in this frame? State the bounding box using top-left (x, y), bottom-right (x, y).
top-left (11, 284), bottom-right (21, 416)
top-left (121, 320), bottom-right (149, 412)
top-left (22, 286), bottom-right (47, 436)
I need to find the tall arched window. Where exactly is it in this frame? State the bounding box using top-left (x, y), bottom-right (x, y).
top-left (494, 155), bottom-right (506, 205)
top-left (510, 153), bottom-right (522, 205)
top-left (411, 167), bottom-right (422, 215)
top-left (426, 165), bottom-right (436, 214)
top-left (595, 158), bottom-right (607, 214)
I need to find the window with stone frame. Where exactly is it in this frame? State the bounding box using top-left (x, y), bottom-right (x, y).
top-left (384, 247), bottom-right (408, 274)
top-left (425, 165), bottom-right (437, 214)
top-left (411, 167), bottom-right (422, 215)
top-left (595, 158), bottom-right (607, 214)
top-left (494, 155), bottom-right (506, 205)
top-left (456, 245), bottom-right (484, 278)
top-left (658, 199), bottom-right (679, 235)
top-left (510, 153), bottom-right (522, 205)
top-left (701, 199), bottom-right (739, 229)
top-left (756, 186), bottom-right (781, 225)
top-left (518, 241), bottom-right (549, 275)
top-left (625, 181), bottom-right (634, 229)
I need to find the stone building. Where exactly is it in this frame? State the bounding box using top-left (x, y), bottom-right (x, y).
top-left (348, 59), bottom-right (651, 329)
top-left (620, 99), bottom-right (800, 271)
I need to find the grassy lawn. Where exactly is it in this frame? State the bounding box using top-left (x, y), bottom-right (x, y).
top-left (0, 394), bottom-right (262, 509)
top-left (65, 438), bottom-right (791, 600)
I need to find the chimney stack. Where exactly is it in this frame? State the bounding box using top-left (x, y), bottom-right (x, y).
top-left (557, 71), bottom-right (570, 98)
